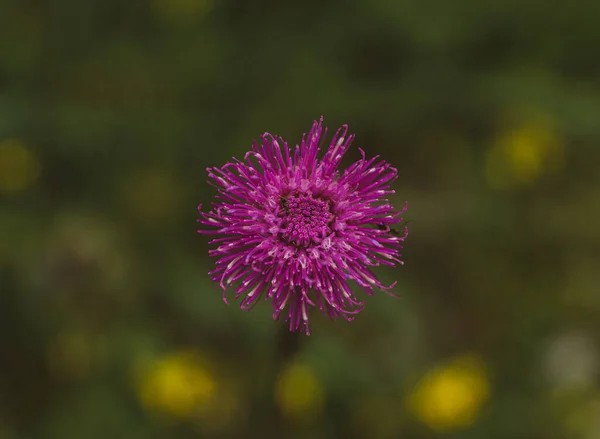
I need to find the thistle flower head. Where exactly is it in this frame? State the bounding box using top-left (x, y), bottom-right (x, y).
top-left (198, 117), bottom-right (408, 334)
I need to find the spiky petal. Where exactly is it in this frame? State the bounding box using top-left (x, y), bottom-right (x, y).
top-left (198, 117), bottom-right (407, 334)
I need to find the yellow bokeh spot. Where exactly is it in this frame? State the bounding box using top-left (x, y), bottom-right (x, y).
top-left (0, 139), bottom-right (40, 194)
top-left (137, 351), bottom-right (216, 419)
top-left (152, 0), bottom-right (212, 26)
top-left (275, 362), bottom-right (324, 420)
top-left (486, 121), bottom-right (564, 189)
top-left (408, 355), bottom-right (490, 431)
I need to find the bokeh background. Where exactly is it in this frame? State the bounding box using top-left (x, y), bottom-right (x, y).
top-left (2, 0), bottom-right (600, 438)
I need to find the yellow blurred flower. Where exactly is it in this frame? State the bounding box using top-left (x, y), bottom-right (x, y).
top-left (152, 0), bottom-right (212, 26)
top-left (407, 355), bottom-right (490, 431)
top-left (275, 361), bottom-right (325, 421)
top-left (137, 350), bottom-right (216, 419)
top-left (0, 139), bottom-right (40, 194)
top-left (485, 119), bottom-right (564, 189)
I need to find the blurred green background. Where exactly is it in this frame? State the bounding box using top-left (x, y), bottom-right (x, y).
top-left (2, 0), bottom-right (600, 438)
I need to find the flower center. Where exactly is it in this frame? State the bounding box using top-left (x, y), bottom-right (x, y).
top-left (279, 193), bottom-right (333, 247)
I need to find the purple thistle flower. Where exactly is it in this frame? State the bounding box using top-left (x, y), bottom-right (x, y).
top-left (197, 117), bottom-right (407, 334)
